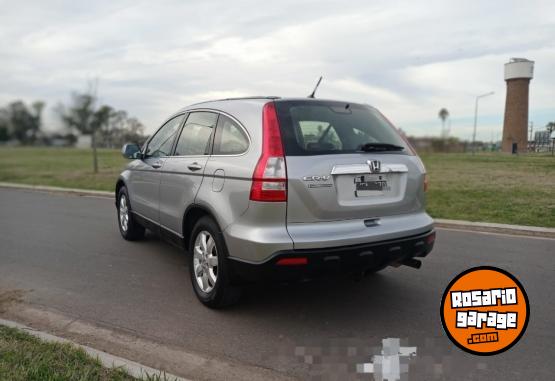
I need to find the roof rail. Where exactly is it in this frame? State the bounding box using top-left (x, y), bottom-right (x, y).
top-left (219, 96), bottom-right (281, 101)
top-left (190, 96), bottom-right (281, 107)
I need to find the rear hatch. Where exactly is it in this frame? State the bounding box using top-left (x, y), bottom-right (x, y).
top-left (274, 100), bottom-right (425, 223)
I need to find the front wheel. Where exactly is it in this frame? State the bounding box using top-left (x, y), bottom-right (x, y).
top-left (189, 217), bottom-right (241, 308)
top-left (117, 187), bottom-right (145, 241)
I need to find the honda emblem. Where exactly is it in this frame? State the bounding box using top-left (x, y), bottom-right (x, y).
top-left (368, 160), bottom-right (381, 173)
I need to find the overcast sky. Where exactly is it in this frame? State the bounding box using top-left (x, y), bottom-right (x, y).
top-left (1, 0), bottom-right (554, 140)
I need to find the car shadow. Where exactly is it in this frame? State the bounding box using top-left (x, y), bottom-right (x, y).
top-left (136, 229), bottom-right (439, 335)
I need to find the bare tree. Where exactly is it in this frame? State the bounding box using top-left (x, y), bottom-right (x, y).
top-left (58, 92), bottom-right (112, 173)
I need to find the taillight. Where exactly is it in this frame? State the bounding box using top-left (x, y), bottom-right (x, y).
top-left (412, 155), bottom-right (428, 192)
top-left (249, 102), bottom-right (287, 202)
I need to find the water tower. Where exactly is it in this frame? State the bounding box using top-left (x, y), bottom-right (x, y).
top-left (502, 58), bottom-right (534, 153)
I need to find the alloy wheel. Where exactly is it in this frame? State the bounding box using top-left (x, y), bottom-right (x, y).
top-left (193, 231), bottom-right (218, 293)
top-left (119, 195), bottom-right (129, 232)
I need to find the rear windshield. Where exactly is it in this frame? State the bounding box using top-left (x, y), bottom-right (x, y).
top-left (274, 100), bottom-right (409, 156)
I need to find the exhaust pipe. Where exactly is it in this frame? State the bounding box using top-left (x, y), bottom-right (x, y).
top-left (402, 258), bottom-right (422, 269)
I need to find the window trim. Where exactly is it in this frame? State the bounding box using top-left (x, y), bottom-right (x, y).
top-left (143, 113), bottom-right (187, 159)
top-left (212, 112), bottom-right (251, 156)
top-left (170, 111), bottom-right (217, 157)
top-left (169, 108), bottom-right (251, 158)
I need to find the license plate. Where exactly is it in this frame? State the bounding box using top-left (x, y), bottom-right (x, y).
top-left (354, 175), bottom-right (389, 197)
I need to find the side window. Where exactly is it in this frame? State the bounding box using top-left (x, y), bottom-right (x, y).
top-left (213, 115), bottom-right (249, 155)
top-left (174, 112), bottom-right (218, 156)
top-left (145, 115), bottom-right (184, 158)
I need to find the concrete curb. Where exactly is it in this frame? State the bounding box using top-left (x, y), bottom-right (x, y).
top-left (435, 218), bottom-right (555, 239)
top-left (1, 182), bottom-right (553, 238)
top-left (0, 182), bottom-right (112, 198)
top-left (0, 318), bottom-right (188, 381)
top-left (1, 304), bottom-right (294, 381)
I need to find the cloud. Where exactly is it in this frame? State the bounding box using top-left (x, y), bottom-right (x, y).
top-left (0, 0), bottom-right (554, 141)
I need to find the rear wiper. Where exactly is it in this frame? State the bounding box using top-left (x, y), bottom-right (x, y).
top-left (357, 143), bottom-right (405, 152)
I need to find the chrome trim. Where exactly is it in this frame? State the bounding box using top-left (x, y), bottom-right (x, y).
top-left (368, 160), bottom-right (381, 173)
top-left (142, 112), bottom-right (189, 156)
top-left (180, 107), bottom-right (252, 158)
top-left (143, 108), bottom-right (252, 158)
top-left (165, 154), bottom-right (208, 159)
top-left (331, 163), bottom-right (408, 175)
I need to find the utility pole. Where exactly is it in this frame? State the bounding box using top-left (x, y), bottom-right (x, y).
top-left (528, 122), bottom-right (534, 152)
top-left (528, 122), bottom-right (533, 141)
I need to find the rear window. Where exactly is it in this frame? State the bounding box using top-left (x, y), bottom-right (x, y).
top-left (274, 100), bottom-right (409, 156)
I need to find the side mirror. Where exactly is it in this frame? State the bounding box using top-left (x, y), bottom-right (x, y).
top-left (122, 143), bottom-right (142, 159)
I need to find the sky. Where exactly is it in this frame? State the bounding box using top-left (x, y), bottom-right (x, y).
top-left (1, 0), bottom-right (554, 141)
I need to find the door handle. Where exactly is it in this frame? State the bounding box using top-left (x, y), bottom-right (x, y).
top-left (151, 161), bottom-right (163, 169)
top-left (187, 162), bottom-right (203, 171)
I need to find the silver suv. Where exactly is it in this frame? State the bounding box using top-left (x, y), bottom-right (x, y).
top-left (116, 97), bottom-right (435, 308)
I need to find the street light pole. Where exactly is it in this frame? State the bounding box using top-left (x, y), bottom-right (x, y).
top-left (471, 91), bottom-right (495, 155)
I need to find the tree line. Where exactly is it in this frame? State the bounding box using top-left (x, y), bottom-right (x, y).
top-left (0, 101), bottom-right (45, 144)
top-left (0, 92), bottom-right (147, 149)
top-left (0, 90), bottom-right (149, 172)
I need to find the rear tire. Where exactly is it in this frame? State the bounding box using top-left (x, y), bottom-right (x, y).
top-left (189, 216), bottom-right (241, 308)
top-left (117, 186), bottom-right (145, 241)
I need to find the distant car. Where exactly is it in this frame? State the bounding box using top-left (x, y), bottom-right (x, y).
top-left (116, 97), bottom-right (435, 308)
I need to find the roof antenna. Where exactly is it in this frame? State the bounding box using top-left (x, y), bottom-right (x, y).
top-left (308, 76), bottom-right (323, 98)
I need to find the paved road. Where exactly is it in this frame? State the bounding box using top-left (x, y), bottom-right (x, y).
top-left (0, 188), bottom-right (553, 380)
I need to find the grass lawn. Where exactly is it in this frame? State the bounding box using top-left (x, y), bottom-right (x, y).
top-left (0, 325), bottom-right (136, 381)
top-left (0, 147), bottom-right (127, 192)
top-left (0, 147), bottom-right (554, 227)
top-left (421, 153), bottom-right (555, 227)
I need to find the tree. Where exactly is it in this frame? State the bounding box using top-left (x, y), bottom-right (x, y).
top-left (0, 100), bottom-right (44, 144)
top-left (0, 107), bottom-right (9, 142)
top-left (8, 102), bottom-right (34, 143)
top-left (101, 109), bottom-right (125, 148)
top-left (438, 108), bottom-right (449, 138)
top-left (58, 91), bottom-right (144, 172)
top-left (547, 121), bottom-right (555, 134)
top-left (30, 101), bottom-right (45, 143)
top-left (58, 93), bottom-right (106, 173)
top-left (121, 117), bottom-right (147, 146)
top-left (95, 109), bottom-right (147, 148)
top-left (90, 105), bottom-right (114, 168)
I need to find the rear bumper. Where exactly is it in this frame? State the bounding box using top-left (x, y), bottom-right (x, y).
top-left (228, 229), bottom-right (436, 283)
top-left (223, 211), bottom-right (434, 263)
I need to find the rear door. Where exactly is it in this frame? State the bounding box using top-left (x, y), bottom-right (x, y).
top-left (159, 111), bottom-right (218, 234)
top-left (274, 100), bottom-right (425, 223)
